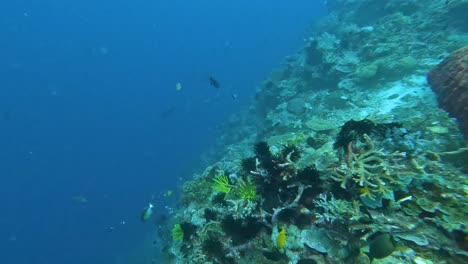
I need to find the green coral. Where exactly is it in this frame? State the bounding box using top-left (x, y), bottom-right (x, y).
top-left (236, 177), bottom-right (258, 201)
top-left (172, 224), bottom-right (184, 241)
top-left (212, 171), bottom-right (232, 193)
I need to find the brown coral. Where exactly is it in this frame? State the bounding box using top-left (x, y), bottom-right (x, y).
top-left (427, 46), bottom-right (468, 137)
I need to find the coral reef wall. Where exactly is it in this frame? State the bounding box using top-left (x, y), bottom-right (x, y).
top-left (159, 1), bottom-right (468, 264)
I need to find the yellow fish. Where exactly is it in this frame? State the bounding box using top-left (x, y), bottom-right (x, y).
top-left (163, 190), bottom-right (173, 197)
top-left (276, 228), bottom-right (286, 249)
top-left (360, 187), bottom-right (370, 195)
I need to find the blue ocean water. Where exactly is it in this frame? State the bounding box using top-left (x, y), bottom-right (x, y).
top-left (0, 1), bottom-right (325, 263)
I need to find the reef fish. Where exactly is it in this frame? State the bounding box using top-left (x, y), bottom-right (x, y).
top-left (276, 228), bottom-right (286, 249)
top-left (71, 195), bottom-right (88, 204)
top-left (175, 82), bottom-right (182, 91)
top-left (209, 76), bottom-right (220, 89)
top-left (140, 203), bottom-right (154, 222)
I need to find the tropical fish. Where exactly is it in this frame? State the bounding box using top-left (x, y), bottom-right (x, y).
top-left (163, 190), bottom-right (173, 197)
top-left (175, 82), bottom-right (182, 91)
top-left (71, 195), bottom-right (88, 204)
top-left (140, 203), bottom-right (154, 222)
top-left (276, 227), bottom-right (286, 249)
top-left (160, 106), bottom-right (175, 119)
top-left (360, 187), bottom-right (370, 195)
top-left (209, 76), bottom-right (220, 89)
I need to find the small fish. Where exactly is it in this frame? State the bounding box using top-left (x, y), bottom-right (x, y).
top-left (160, 106), bottom-right (175, 119)
top-left (71, 195), bottom-right (88, 204)
top-left (231, 93), bottom-right (238, 100)
top-left (175, 82), bottom-right (182, 91)
top-left (140, 203), bottom-right (154, 222)
top-left (209, 76), bottom-right (220, 89)
top-left (163, 190), bottom-right (173, 197)
top-left (359, 187), bottom-right (369, 195)
top-left (276, 227), bottom-right (286, 249)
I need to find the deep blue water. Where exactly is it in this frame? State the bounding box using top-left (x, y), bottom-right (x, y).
top-left (0, 1), bottom-right (324, 263)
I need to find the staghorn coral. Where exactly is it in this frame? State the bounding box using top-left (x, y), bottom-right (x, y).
top-left (330, 134), bottom-right (407, 200)
top-left (312, 193), bottom-right (362, 224)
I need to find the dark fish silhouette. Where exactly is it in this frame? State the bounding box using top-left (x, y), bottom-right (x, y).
top-left (209, 76), bottom-right (220, 89)
top-left (160, 106), bottom-right (175, 119)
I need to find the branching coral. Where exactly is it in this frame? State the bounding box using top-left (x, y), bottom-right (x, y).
top-left (330, 134), bottom-right (406, 199)
top-left (313, 193), bottom-right (362, 224)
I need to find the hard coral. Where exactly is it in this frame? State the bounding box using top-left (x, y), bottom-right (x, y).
top-left (330, 134), bottom-right (406, 201)
top-left (427, 46), bottom-right (468, 138)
